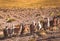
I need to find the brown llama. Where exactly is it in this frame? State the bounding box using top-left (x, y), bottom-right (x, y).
top-left (3, 26), bottom-right (13, 38)
top-left (30, 21), bottom-right (37, 34)
top-left (22, 24), bottom-right (30, 35)
top-left (12, 24), bottom-right (20, 36)
top-left (12, 23), bottom-right (24, 36)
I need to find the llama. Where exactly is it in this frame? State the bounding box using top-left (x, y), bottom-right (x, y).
top-left (47, 17), bottom-right (50, 27)
top-left (30, 21), bottom-right (36, 34)
top-left (18, 23), bottom-right (23, 35)
top-left (12, 23), bottom-right (25, 36)
top-left (12, 24), bottom-right (15, 35)
top-left (3, 25), bottom-right (13, 38)
top-left (23, 24), bottom-right (30, 35)
top-left (38, 21), bottom-right (42, 30)
top-left (3, 26), bottom-right (8, 37)
top-left (7, 27), bottom-right (13, 37)
top-left (57, 18), bottom-right (60, 28)
top-left (12, 24), bottom-right (21, 36)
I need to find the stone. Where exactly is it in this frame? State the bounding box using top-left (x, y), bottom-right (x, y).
top-left (53, 26), bottom-right (59, 31)
top-left (0, 31), bottom-right (4, 38)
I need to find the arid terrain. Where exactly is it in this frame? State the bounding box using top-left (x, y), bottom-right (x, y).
top-left (0, 8), bottom-right (60, 41)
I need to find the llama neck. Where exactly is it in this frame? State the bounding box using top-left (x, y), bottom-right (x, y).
top-left (38, 21), bottom-right (42, 30)
top-left (47, 18), bottom-right (50, 27)
top-left (18, 25), bottom-right (23, 35)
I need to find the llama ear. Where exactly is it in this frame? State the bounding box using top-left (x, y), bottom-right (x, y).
top-left (38, 21), bottom-right (40, 24)
top-left (12, 24), bottom-right (15, 28)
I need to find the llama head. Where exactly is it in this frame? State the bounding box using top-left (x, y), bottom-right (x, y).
top-left (5, 26), bottom-right (8, 29)
top-left (32, 21), bottom-right (36, 25)
top-left (38, 21), bottom-right (40, 24)
top-left (12, 24), bottom-right (15, 29)
top-left (38, 21), bottom-right (43, 30)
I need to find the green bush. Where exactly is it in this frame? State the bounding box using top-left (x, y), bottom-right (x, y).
top-left (6, 18), bottom-right (16, 22)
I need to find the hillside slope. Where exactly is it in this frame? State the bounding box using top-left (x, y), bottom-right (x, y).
top-left (0, 8), bottom-right (59, 29)
top-left (0, 0), bottom-right (60, 8)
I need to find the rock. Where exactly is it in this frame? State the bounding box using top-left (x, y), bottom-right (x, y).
top-left (38, 28), bottom-right (47, 36)
top-left (0, 31), bottom-right (4, 38)
top-left (53, 26), bottom-right (59, 31)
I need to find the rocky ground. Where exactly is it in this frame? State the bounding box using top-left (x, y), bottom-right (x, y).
top-left (0, 8), bottom-right (60, 41)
